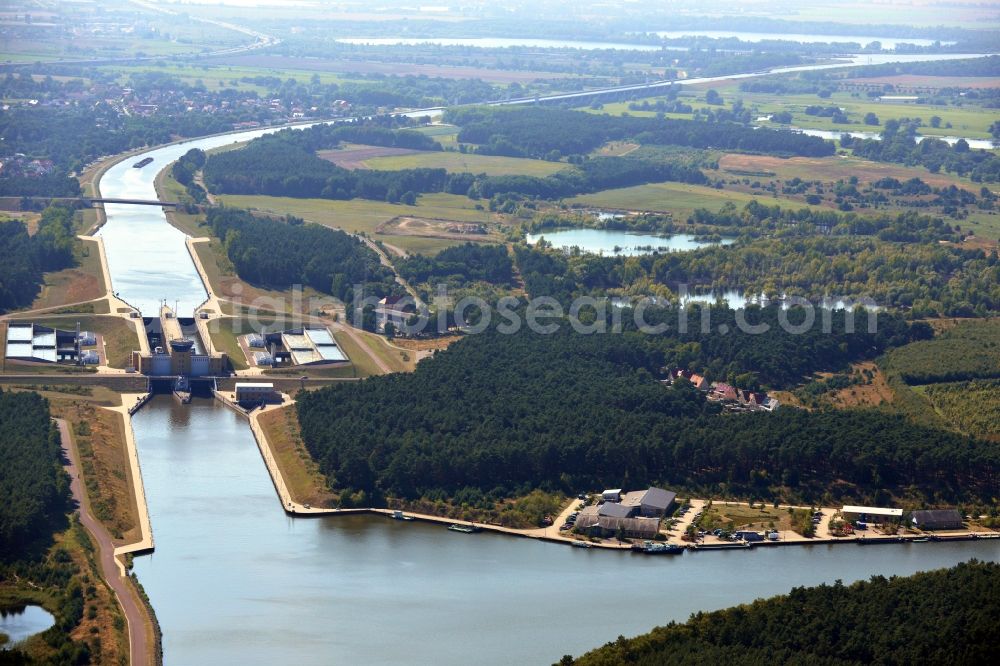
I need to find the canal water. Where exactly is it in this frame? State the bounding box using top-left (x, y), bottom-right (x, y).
top-left (131, 396), bottom-right (1000, 666)
top-left (98, 51), bottom-right (999, 665)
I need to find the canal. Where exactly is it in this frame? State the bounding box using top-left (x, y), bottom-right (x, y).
top-left (96, 55), bottom-right (999, 664)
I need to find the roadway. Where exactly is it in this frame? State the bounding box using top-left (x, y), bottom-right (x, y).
top-left (57, 418), bottom-right (152, 666)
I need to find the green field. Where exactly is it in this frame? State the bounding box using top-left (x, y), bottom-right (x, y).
top-left (415, 124), bottom-right (461, 149)
top-left (586, 88), bottom-right (999, 141)
top-left (218, 193), bottom-right (496, 254)
top-left (569, 180), bottom-right (824, 216)
top-left (364, 151), bottom-right (568, 177)
top-left (104, 62), bottom-right (350, 93)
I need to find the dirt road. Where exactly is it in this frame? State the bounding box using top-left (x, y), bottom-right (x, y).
top-left (57, 418), bottom-right (152, 666)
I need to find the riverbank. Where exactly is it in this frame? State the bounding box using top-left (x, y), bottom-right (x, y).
top-left (238, 401), bottom-right (1000, 552)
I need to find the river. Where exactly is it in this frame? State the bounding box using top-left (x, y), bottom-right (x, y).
top-left (96, 52), bottom-right (999, 664)
top-left (649, 31), bottom-right (952, 49)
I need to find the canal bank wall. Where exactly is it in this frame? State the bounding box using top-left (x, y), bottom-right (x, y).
top-left (109, 394), bottom-right (155, 569)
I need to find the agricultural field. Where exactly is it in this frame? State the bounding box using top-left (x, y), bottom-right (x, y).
top-left (568, 180), bottom-right (824, 217)
top-left (362, 149), bottom-right (569, 177)
top-left (717, 153), bottom-right (980, 191)
top-left (587, 87), bottom-right (1000, 140)
top-left (415, 124), bottom-right (462, 149)
top-left (103, 62), bottom-right (350, 93)
top-left (206, 53), bottom-right (570, 84)
top-left (218, 193), bottom-right (500, 255)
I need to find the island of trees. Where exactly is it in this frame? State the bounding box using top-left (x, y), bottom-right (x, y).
top-left (568, 560), bottom-right (1000, 665)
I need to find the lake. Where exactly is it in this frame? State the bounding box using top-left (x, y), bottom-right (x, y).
top-left (0, 606), bottom-right (55, 648)
top-left (525, 228), bottom-right (733, 255)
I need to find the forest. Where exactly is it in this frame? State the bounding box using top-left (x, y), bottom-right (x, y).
top-left (514, 235), bottom-right (1000, 317)
top-left (171, 148), bottom-right (209, 204)
top-left (445, 106), bottom-right (835, 159)
top-left (294, 316), bottom-right (993, 507)
top-left (0, 205), bottom-right (79, 313)
top-left (204, 207), bottom-right (396, 305)
top-left (204, 135), bottom-right (706, 203)
top-left (0, 389), bottom-right (69, 562)
top-left (570, 561), bottom-right (1000, 665)
top-left (397, 243), bottom-right (514, 287)
top-left (847, 119), bottom-right (1000, 183)
top-left (686, 202), bottom-right (959, 242)
top-left (880, 319), bottom-right (1000, 384)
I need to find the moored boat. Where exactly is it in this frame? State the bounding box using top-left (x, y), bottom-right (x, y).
top-left (447, 523), bottom-right (480, 533)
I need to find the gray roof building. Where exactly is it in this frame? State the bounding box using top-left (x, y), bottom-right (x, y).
top-left (621, 487), bottom-right (677, 518)
top-left (598, 502), bottom-right (632, 519)
top-left (911, 509), bottom-right (963, 531)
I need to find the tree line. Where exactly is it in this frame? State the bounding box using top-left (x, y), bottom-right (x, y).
top-left (846, 119), bottom-right (1000, 183)
top-left (0, 205), bottom-right (78, 313)
top-left (514, 235), bottom-right (1000, 318)
top-left (397, 243), bottom-right (514, 286)
top-left (293, 315), bottom-right (991, 507)
top-left (203, 135), bottom-right (707, 203)
top-left (570, 561), bottom-right (1000, 665)
top-left (445, 106), bottom-right (835, 159)
top-left (205, 207), bottom-right (396, 306)
top-left (687, 201), bottom-right (959, 243)
top-left (0, 389), bottom-right (69, 562)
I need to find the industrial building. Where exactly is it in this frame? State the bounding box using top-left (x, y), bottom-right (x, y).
top-left (131, 338), bottom-right (227, 377)
top-left (841, 505), bottom-right (903, 523)
top-left (235, 382), bottom-right (279, 405)
top-left (4, 322), bottom-right (90, 364)
top-left (249, 327), bottom-right (347, 367)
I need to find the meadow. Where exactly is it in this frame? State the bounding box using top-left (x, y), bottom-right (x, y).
top-left (218, 193), bottom-right (499, 255)
top-left (568, 180), bottom-right (823, 216)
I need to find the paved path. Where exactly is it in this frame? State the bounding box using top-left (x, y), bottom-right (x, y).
top-left (57, 418), bottom-right (151, 666)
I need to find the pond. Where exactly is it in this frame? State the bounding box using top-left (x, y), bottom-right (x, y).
top-left (525, 228), bottom-right (733, 255)
top-left (0, 606), bottom-right (55, 648)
